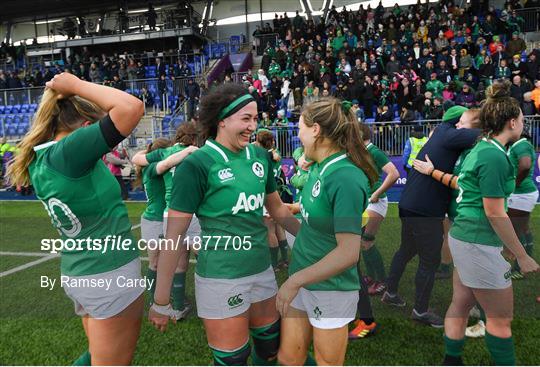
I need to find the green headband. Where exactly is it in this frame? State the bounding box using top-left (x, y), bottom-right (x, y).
top-left (218, 94), bottom-right (256, 121)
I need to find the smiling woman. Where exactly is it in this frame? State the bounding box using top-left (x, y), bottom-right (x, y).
top-left (148, 83), bottom-right (301, 366)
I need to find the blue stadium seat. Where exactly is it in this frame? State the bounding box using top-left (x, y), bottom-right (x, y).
top-left (0, 106), bottom-right (4, 114)
top-left (13, 105), bottom-right (21, 113)
top-left (7, 126), bottom-right (16, 136)
top-left (365, 118), bottom-right (375, 123)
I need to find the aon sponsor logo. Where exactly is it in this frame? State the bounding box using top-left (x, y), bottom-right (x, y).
top-left (232, 192), bottom-right (265, 214)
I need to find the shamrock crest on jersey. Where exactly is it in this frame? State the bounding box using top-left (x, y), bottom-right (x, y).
top-left (252, 162), bottom-right (264, 178)
top-left (312, 180), bottom-right (321, 198)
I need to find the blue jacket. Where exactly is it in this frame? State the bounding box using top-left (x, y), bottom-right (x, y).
top-left (399, 122), bottom-right (480, 217)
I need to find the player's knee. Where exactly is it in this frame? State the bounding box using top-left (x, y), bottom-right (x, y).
top-left (211, 343), bottom-right (251, 366)
top-left (250, 319), bottom-right (280, 361)
top-left (277, 349), bottom-right (306, 366)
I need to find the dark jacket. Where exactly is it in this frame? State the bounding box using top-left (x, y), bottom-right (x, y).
top-left (399, 122), bottom-right (481, 217)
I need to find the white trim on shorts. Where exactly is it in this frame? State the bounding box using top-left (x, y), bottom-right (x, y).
top-left (290, 287), bottom-right (358, 329)
top-left (507, 191), bottom-right (539, 213)
top-left (448, 234), bottom-right (512, 290)
top-left (366, 196), bottom-right (389, 217)
top-left (194, 266), bottom-right (278, 319)
top-left (62, 258), bottom-right (145, 319)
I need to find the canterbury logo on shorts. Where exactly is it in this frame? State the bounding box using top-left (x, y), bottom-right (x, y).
top-left (228, 294), bottom-right (244, 308)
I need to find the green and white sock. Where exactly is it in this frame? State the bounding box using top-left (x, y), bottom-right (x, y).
top-left (485, 331), bottom-right (516, 366)
top-left (171, 272), bottom-right (186, 311)
top-left (73, 351), bottom-right (91, 366)
top-left (304, 353), bottom-right (317, 366)
top-left (278, 240), bottom-right (289, 263)
top-left (270, 247), bottom-right (279, 268)
top-left (444, 335), bottom-right (465, 358)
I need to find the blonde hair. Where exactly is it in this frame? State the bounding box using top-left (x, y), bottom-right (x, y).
top-left (301, 98), bottom-right (378, 186)
top-left (7, 89), bottom-right (104, 186)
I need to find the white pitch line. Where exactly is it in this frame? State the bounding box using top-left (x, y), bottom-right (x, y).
top-left (0, 251), bottom-right (52, 257)
top-left (132, 223), bottom-right (141, 230)
top-left (0, 255), bottom-right (58, 278)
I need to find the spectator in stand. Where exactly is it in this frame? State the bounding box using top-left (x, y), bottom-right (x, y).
top-left (375, 105), bottom-right (393, 122)
top-left (136, 61), bottom-right (146, 79)
top-left (524, 52), bottom-right (539, 81)
top-left (455, 84), bottom-right (476, 108)
top-left (155, 58), bottom-right (166, 77)
top-left (522, 92), bottom-right (538, 116)
top-left (400, 104), bottom-right (416, 125)
top-left (531, 80), bottom-right (540, 111)
top-left (511, 75), bottom-right (531, 104)
top-left (185, 78), bottom-right (200, 120)
top-left (424, 97), bottom-right (444, 120)
top-left (426, 73), bottom-right (444, 98)
top-left (506, 32), bottom-right (527, 58)
top-left (112, 75), bottom-right (126, 91)
top-left (127, 59), bottom-right (138, 80)
top-left (138, 86), bottom-right (154, 107)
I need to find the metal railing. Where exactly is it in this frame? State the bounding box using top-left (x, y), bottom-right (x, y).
top-left (249, 116), bottom-right (540, 158)
top-left (253, 33), bottom-right (279, 56)
top-left (516, 7), bottom-right (540, 33)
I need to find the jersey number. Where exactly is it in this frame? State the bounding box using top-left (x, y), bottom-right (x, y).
top-left (42, 198), bottom-right (82, 238)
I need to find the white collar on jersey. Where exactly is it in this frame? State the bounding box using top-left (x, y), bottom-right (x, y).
top-left (205, 140), bottom-right (251, 162)
top-left (320, 153), bottom-right (347, 176)
top-left (482, 137), bottom-right (508, 155)
top-left (33, 141), bottom-right (57, 151)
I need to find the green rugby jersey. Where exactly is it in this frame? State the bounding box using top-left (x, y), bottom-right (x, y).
top-left (29, 122), bottom-right (138, 276)
top-left (366, 142), bottom-right (389, 198)
top-left (146, 143), bottom-right (187, 212)
top-left (142, 162), bottom-right (166, 221)
top-left (508, 138), bottom-right (538, 195)
top-left (169, 139), bottom-right (277, 279)
top-left (290, 152), bottom-right (370, 291)
top-left (448, 148), bottom-right (472, 221)
top-left (450, 138), bottom-right (515, 247)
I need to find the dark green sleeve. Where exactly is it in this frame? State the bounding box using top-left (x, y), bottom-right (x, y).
top-left (477, 150), bottom-right (510, 198)
top-left (146, 162), bottom-right (160, 178)
top-left (265, 150), bottom-right (277, 194)
top-left (169, 157), bottom-right (208, 213)
top-left (146, 148), bottom-right (164, 163)
top-left (47, 120), bottom-right (111, 177)
top-left (326, 167), bottom-right (368, 235)
top-left (371, 146), bottom-right (390, 170)
top-left (511, 142), bottom-right (531, 160)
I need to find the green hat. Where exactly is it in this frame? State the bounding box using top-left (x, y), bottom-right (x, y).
top-left (442, 105), bottom-right (468, 124)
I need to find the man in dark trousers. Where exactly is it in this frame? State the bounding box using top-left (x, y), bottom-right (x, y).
top-left (382, 106), bottom-right (481, 327)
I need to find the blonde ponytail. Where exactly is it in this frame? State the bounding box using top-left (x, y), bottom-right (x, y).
top-left (7, 89), bottom-right (104, 187)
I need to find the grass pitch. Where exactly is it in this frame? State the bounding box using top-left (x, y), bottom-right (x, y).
top-left (0, 201), bottom-right (538, 365)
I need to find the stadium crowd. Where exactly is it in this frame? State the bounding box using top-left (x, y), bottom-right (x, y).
top-left (244, 0), bottom-right (540, 125)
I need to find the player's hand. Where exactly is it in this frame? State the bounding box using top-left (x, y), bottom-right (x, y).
top-left (276, 277), bottom-right (301, 317)
top-left (369, 193), bottom-right (379, 203)
top-left (502, 247), bottom-right (515, 261)
top-left (284, 203), bottom-right (300, 215)
top-left (186, 145), bottom-right (199, 154)
top-left (148, 303), bottom-right (177, 332)
top-left (413, 154), bottom-right (435, 176)
top-left (45, 72), bottom-right (82, 99)
top-left (516, 255), bottom-right (540, 275)
top-left (298, 155), bottom-right (313, 171)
